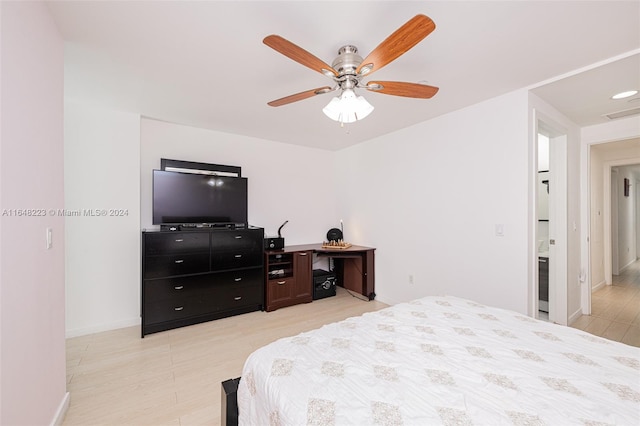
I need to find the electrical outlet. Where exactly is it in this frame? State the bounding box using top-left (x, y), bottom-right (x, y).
top-left (409, 274), bottom-right (414, 285)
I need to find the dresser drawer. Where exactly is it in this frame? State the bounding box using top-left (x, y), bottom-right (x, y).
top-left (144, 253), bottom-right (210, 278)
top-left (213, 267), bottom-right (263, 287)
top-left (144, 232), bottom-right (209, 255)
top-left (217, 281), bottom-right (263, 309)
top-left (144, 274), bottom-right (211, 303)
top-left (212, 250), bottom-right (262, 271)
top-left (144, 295), bottom-right (215, 325)
top-left (211, 230), bottom-right (262, 252)
top-left (143, 278), bottom-right (262, 325)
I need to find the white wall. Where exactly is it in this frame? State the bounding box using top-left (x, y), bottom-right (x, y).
top-left (64, 103), bottom-right (141, 337)
top-left (140, 118), bottom-right (339, 244)
top-left (0, 1), bottom-right (67, 424)
top-left (336, 90), bottom-right (530, 313)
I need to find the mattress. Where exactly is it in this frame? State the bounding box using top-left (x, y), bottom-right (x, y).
top-left (238, 295), bottom-right (640, 425)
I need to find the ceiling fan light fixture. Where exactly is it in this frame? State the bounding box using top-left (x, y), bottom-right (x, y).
top-left (322, 89), bottom-right (374, 124)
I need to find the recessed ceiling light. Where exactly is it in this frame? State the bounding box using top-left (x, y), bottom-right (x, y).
top-left (611, 90), bottom-right (638, 100)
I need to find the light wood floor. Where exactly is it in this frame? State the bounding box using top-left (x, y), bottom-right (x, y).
top-left (570, 259), bottom-right (640, 347)
top-left (64, 267), bottom-right (640, 425)
top-left (64, 288), bottom-right (387, 425)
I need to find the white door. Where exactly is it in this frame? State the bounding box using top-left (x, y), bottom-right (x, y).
top-left (547, 133), bottom-right (568, 325)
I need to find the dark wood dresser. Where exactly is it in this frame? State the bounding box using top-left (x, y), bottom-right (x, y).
top-left (141, 227), bottom-right (264, 336)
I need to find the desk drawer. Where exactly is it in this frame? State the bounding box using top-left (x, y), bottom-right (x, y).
top-left (267, 277), bottom-right (294, 305)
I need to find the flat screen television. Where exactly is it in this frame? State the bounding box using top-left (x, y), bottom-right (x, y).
top-left (152, 170), bottom-right (248, 225)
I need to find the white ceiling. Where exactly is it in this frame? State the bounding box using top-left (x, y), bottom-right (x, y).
top-left (47, 1), bottom-right (640, 151)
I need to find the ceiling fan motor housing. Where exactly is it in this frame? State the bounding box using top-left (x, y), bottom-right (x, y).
top-left (332, 45), bottom-right (364, 89)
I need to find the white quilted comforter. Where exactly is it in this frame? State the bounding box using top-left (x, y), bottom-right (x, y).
top-left (238, 296), bottom-right (640, 425)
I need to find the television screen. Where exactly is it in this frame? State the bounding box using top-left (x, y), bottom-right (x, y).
top-left (152, 170), bottom-right (248, 225)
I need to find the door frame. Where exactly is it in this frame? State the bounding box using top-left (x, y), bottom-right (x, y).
top-left (603, 159), bottom-right (640, 284)
top-left (533, 110), bottom-right (568, 325)
top-left (608, 167), bottom-right (620, 279)
top-left (582, 140), bottom-right (640, 316)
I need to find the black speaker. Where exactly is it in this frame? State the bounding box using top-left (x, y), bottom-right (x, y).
top-left (264, 237), bottom-right (284, 250)
top-left (326, 228), bottom-right (343, 242)
top-left (313, 269), bottom-right (336, 300)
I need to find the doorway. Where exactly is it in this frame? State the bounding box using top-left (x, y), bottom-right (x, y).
top-left (535, 117), bottom-right (568, 325)
top-left (608, 165), bottom-right (640, 279)
top-left (586, 139), bottom-right (640, 319)
top-left (537, 134), bottom-right (550, 318)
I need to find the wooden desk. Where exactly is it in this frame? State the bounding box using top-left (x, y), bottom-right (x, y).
top-left (281, 244), bottom-right (376, 300)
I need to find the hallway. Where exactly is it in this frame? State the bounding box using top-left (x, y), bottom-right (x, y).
top-left (571, 259), bottom-right (640, 347)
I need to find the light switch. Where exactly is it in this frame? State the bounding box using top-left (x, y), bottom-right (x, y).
top-left (495, 224), bottom-right (504, 237)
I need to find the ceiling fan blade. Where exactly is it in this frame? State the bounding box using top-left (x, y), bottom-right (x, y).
top-left (356, 14), bottom-right (436, 76)
top-left (267, 86), bottom-right (335, 107)
top-left (365, 81), bottom-right (439, 98)
top-left (264, 35), bottom-right (338, 78)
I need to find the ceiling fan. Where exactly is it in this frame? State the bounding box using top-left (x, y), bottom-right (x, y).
top-left (263, 14), bottom-right (439, 124)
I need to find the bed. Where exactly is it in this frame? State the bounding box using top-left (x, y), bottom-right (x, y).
top-left (234, 295), bottom-right (640, 425)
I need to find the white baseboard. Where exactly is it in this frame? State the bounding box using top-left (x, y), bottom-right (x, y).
top-left (568, 308), bottom-right (583, 326)
top-left (619, 258), bottom-right (636, 273)
top-left (50, 392), bottom-right (70, 426)
top-left (592, 279), bottom-right (606, 293)
top-left (66, 317), bottom-right (140, 338)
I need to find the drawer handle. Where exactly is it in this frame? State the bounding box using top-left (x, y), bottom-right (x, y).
top-left (174, 259), bottom-right (184, 264)
top-left (235, 236), bottom-right (243, 239)
top-left (234, 296), bottom-right (242, 301)
top-left (298, 252), bottom-right (308, 256)
top-left (174, 286), bottom-right (184, 290)
top-left (277, 280), bottom-right (286, 285)
top-left (234, 254), bottom-right (242, 258)
top-left (174, 306), bottom-right (184, 311)
top-left (234, 278), bottom-right (242, 282)
top-left (175, 239), bottom-right (184, 242)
